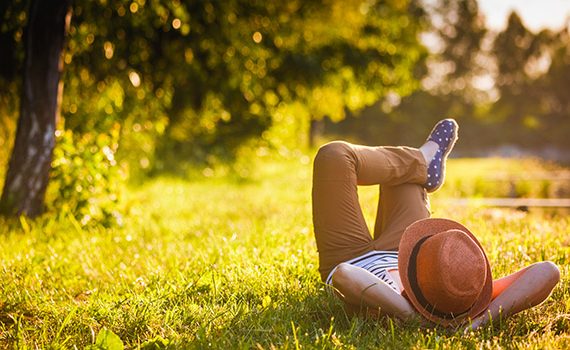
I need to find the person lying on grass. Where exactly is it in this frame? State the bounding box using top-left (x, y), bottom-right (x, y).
top-left (311, 119), bottom-right (560, 330)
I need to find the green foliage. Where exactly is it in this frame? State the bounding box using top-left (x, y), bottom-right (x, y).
top-left (0, 0), bottom-right (26, 182)
top-left (494, 13), bottom-right (544, 88)
top-left (0, 94), bottom-right (17, 182)
top-left (1, 0), bottom-right (427, 221)
top-left (86, 328), bottom-right (124, 350)
top-left (2, 0), bottom-right (570, 224)
top-left (486, 14), bottom-right (570, 150)
top-left (432, 0), bottom-right (487, 93)
top-left (0, 157), bottom-right (568, 348)
top-left (141, 336), bottom-right (171, 349)
top-left (64, 0), bottom-right (425, 168)
top-left (332, 1), bottom-right (570, 155)
top-left (46, 125), bottom-right (123, 227)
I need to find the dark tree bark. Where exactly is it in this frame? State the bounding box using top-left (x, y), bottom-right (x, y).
top-left (0, 0), bottom-right (70, 217)
top-left (308, 118), bottom-right (324, 149)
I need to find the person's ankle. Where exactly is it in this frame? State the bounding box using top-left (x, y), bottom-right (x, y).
top-left (419, 141), bottom-right (439, 164)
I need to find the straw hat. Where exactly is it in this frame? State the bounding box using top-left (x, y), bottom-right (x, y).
top-left (398, 218), bottom-right (493, 326)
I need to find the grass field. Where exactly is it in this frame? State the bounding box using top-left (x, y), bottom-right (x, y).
top-left (0, 156), bottom-right (569, 349)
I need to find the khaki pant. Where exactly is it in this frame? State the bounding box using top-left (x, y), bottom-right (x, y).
top-left (312, 141), bottom-right (431, 281)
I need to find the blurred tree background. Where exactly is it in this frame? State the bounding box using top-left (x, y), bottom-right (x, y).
top-left (1, 0), bottom-right (425, 222)
top-left (0, 0), bottom-right (569, 223)
top-left (327, 0), bottom-right (570, 158)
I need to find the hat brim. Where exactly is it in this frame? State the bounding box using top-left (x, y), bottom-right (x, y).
top-left (398, 218), bottom-right (493, 326)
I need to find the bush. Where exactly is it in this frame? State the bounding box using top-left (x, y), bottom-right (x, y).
top-left (46, 124), bottom-right (124, 227)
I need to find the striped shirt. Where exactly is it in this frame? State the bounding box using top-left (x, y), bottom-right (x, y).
top-left (326, 250), bottom-right (400, 293)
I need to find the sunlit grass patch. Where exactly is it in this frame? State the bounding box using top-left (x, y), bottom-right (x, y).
top-left (0, 157), bottom-right (569, 348)
top-left (441, 158), bottom-right (570, 198)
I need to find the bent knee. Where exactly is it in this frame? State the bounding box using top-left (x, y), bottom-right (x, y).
top-left (313, 141), bottom-right (355, 175)
top-left (331, 263), bottom-right (354, 288)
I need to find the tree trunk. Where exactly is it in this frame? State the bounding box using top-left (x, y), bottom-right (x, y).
top-left (308, 118), bottom-right (324, 149)
top-left (0, 0), bottom-right (70, 217)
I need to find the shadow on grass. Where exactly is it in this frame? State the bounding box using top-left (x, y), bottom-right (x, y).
top-left (188, 284), bottom-right (431, 349)
top-left (190, 283), bottom-right (570, 349)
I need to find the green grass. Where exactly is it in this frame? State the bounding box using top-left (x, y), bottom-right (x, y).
top-left (0, 156), bottom-right (569, 349)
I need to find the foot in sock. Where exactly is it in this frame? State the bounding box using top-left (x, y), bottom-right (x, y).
top-left (420, 119), bottom-right (458, 193)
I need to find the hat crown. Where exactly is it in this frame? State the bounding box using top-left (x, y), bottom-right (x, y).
top-left (416, 229), bottom-right (487, 314)
top-left (399, 218), bottom-right (493, 326)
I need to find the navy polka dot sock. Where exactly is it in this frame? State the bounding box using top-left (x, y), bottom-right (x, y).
top-left (424, 119), bottom-right (458, 193)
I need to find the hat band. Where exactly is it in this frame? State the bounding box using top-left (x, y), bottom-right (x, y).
top-left (407, 235), bottom-right (474, 320)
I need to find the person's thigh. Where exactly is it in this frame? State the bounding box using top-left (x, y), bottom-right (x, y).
top-left (313, 142), bottom-right (373, 281)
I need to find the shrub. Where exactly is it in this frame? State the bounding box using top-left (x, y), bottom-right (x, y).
top-left (46, 123), bottom-right (123, 227)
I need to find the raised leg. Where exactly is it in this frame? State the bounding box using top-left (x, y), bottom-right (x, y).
top-left (372, 184), bottom-right (431, 250)
top-left (312, 141), bottom-right (427, 281)
top-left (370, 119), bottom-right (459, 250)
